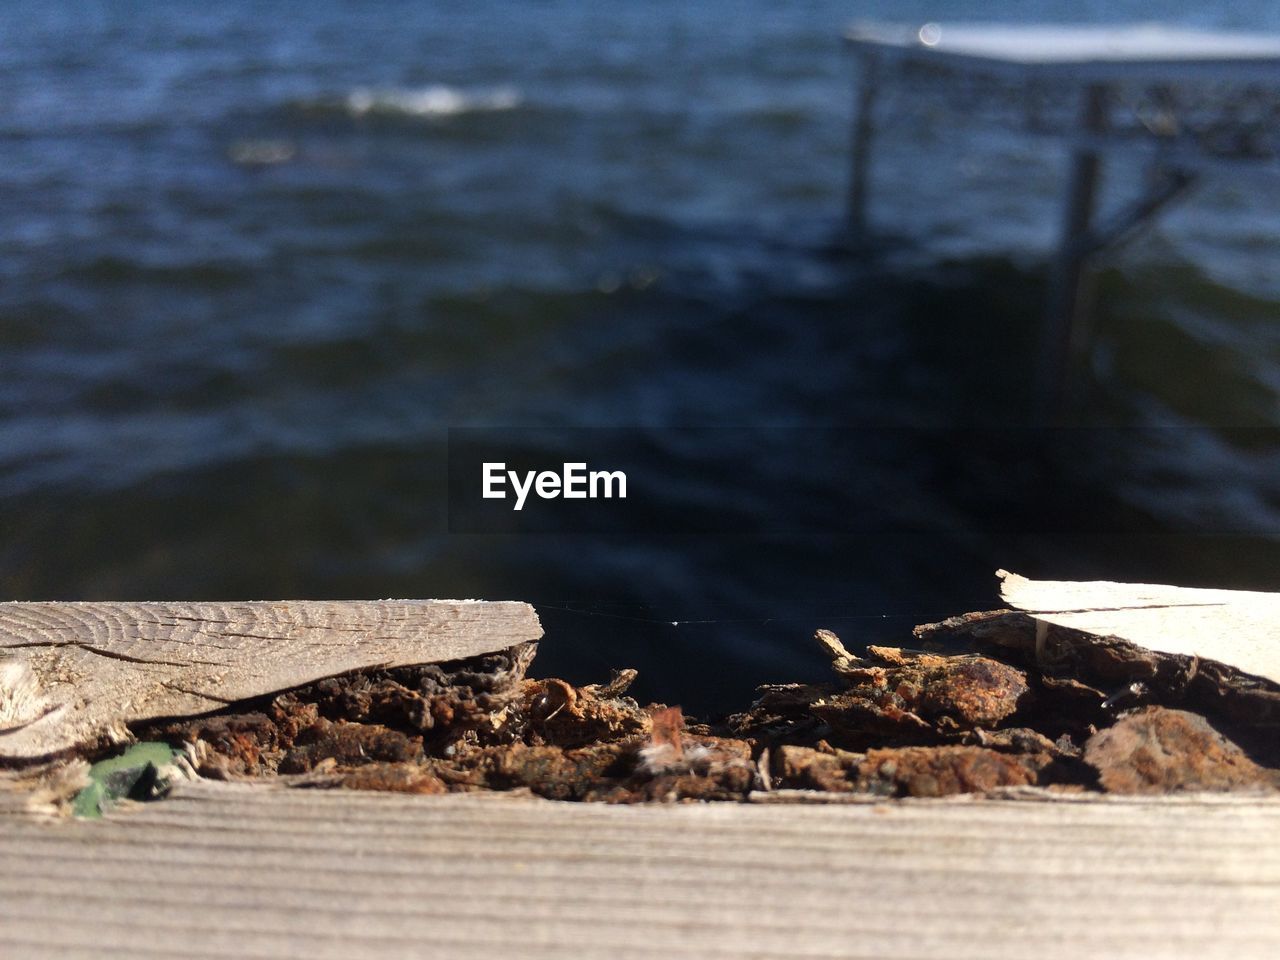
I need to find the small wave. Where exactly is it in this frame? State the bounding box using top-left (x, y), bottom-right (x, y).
top-left (342, 84), bottom-right (521, 118)
top-left (228, 139), bottom-right (297, 167)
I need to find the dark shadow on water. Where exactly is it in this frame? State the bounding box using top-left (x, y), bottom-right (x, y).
top-left (3, 250), bottom-right (1276, 714)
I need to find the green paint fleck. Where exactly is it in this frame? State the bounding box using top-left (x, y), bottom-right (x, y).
top-left (71, 742), bottom-right (179, 819)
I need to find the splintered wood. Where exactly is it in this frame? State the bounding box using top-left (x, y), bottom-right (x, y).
top-left (1, 574), bottom-right (1278, 808)
top-left (997, 569), bottom-right (1280, 685)
top-left (0, 601), bottom-right (543, 761)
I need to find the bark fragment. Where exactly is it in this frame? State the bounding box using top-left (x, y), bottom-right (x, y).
top-left (772, 743), bottom-right (1052, 797)
top-left (1084, 707), bottom-right (1279, 794)
top-left (773, 745), bottom-right (858, 793)
top-left (856, 745), bottom-right (1049, 797)
top-left (730, 640), bottom-right (1029, 752)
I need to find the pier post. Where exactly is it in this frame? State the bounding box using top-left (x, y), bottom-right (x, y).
top-left (845, 52), bottom-right (881, 241)
top-left (1038, 82), bottom-right (1110, 418)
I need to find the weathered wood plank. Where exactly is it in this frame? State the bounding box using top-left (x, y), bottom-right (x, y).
top-left (998, 570), bottom-right (1280, 684)
top-left (0, 600), bottom-right (541, 761)
top-left (2, 780), bottom-right (1278, 959)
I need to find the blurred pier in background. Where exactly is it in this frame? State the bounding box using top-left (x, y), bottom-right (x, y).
top-left (4, 4), bottom-right (1280, 712)
top-left (843, 22), bottom-right (1280, 416)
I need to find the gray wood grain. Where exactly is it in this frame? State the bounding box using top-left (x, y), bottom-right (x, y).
top-left (2, 780), bottom-right (1278, 959)
top-left (0, 600), bottom-right (541, 761)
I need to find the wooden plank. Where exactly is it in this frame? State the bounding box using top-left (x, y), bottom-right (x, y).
top-left (845, 22), bottom-right (1280, 82)
top-left (998, 570), bottom-right (1280, 685)
top-left (0, 600), bottom-right (542, 762)
top-left (2, 780), bottom-right (1278, 959)
top-left (862, 23), bottom-right (1280, 65)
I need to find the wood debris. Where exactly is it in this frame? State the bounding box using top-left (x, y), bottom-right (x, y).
top-left (0, 600), bottom-right (544, 762)
top-left (116, 613), bottom-right (1277, 804)
top-left (3, 574), bottom-right (1278, 809)
top-left (1084, 707), bottom-right (1280, 794)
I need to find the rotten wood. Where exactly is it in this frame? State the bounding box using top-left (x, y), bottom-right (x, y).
top-left (1084, 706), bottom-right (1278, 794)
top-left (0, 601), bottom-right (542, 762)
top-left (124, 622), bottom-right (1275, 804)
top-left (6, 574), bottom-right (1280, 805)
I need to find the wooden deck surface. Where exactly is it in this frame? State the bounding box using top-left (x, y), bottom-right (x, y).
top-left (3, 780), bottom-right (1279, 959)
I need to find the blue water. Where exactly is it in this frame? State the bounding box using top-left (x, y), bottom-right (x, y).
top-left (2, 1), bottom-right (1278, 711)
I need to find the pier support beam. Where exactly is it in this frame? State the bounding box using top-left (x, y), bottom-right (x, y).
top-left (845, 53), bottom-right (881, 242)
top-left (1036, 83), bottom-right (1200, 419)
top-left (1038, 83), bottom-right (1110, 418)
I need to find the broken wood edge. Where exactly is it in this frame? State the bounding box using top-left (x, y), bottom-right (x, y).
top-left (0, 600), bottom-right (542, 763)
top-left (914, 603), bottom-right (1280, 724)
top-left (996, 569), bottom-right (1280, 686)
top-left (0, 760), bottom-right (91, 821)
top-left (1, 639), bottom-right (540, 818)
top-left (996, 568), bottom-right (1280, 610)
